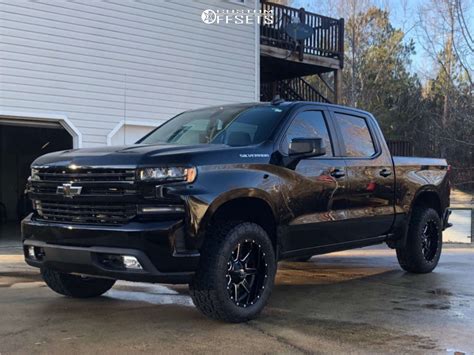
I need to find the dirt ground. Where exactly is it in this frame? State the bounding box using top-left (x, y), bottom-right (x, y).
top-left (1, 245), bottom-right (473, 354)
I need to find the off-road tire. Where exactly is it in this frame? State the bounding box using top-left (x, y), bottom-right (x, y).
top-left (41, 268), bottom-right (116, 298)
top-left (396, 207), bottom-right (442, 273)
top-left (190, 221), bottom-right (276, 323)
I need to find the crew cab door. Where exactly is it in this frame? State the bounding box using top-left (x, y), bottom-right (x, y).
top-left (330, 108), bottom-right (396, 240)
top-left (278, 106), bottom-right (349, 252)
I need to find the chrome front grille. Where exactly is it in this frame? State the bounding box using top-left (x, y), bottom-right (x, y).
top-left (30, 167), bottom-right (138, 225)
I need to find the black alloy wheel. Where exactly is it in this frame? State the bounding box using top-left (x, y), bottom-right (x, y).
top-left (190, 221), bottom-right (276, 322)
top-left (420, 219), bottom-right (439, 262)
top-left (226, 239), bottom-right (268, 308)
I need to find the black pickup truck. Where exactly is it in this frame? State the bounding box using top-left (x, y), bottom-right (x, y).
top-left (22, 101), bottom-right (451, 322)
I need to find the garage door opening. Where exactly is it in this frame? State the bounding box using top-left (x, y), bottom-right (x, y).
top-left (0, 122), bottom-right (73, 243)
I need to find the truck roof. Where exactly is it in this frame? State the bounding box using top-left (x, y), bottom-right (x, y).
top-left (180, 101), bottom-right (375, 121)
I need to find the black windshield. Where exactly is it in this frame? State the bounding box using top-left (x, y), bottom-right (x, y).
top-left (139, 105), bottom-right (288, 146)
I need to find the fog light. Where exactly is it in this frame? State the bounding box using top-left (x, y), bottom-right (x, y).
top-left (97, 254), bottom-right (143, 270)
top-left (27, 246), bottom-right (36, 259)
top-left (122, 256), bottom-right (143, 270)
top-left (138, 206), bottom-right (185, 214)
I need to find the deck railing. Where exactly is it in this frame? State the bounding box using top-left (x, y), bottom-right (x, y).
top-left (261, 78), bottom-right (329, 103)
top-left (260, 1), bottom-right (344, 63)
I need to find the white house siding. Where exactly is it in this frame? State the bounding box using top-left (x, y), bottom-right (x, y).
top-left (0, 0), bottom-right (259, 147)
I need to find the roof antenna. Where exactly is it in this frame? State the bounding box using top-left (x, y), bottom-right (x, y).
top-left (271, 95), bottom-right (284, 105)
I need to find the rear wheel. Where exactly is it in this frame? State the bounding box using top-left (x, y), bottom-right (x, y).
top-left (396, 207), bottom-right (442, 273)
top-left (190, 221), bottom-right (276, 323)
top-left (41, 268), bottom-right (116, 298)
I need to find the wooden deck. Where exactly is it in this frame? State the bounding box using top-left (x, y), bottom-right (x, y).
top-left (259, 1), bottom-right (344, 103)
top-left (260, 2), bottom-right (344, 64)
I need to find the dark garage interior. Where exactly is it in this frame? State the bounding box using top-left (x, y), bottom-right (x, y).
top-left (0, 121), bottom-right (72, 242)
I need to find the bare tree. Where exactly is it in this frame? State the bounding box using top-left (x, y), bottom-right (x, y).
top-left (418, 1), bottom-right (472, 128)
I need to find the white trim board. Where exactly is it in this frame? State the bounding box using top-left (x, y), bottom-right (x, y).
top-left (107, 119), bottom-right (162, 146)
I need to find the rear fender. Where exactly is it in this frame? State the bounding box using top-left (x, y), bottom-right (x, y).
top-left (392, 186), bottom-right (444, 248)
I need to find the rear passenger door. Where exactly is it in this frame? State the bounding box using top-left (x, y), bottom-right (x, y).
top-left (331, 108), bottom-right (395, 240)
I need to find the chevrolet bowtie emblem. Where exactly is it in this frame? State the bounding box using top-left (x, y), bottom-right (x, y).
top-left (57, 183), bottom-right (82, 198)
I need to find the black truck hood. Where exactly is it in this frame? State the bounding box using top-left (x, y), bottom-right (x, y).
top-left (32, 143), bottom-right (273, 168)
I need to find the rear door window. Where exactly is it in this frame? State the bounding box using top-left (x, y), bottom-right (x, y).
top-left (335, 113), bottom-right (376, 157)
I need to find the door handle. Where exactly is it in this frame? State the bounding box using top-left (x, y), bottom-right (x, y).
top-left (330, 169), bottom-right (345, 178)
top-left (379, 168), bottom-right (392, 177)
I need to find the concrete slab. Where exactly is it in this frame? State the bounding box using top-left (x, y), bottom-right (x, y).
top-left (1, 247), bottom-right (473, 354)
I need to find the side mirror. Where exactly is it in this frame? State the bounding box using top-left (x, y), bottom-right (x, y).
top-left (289, 137), bottom-right (326, 158)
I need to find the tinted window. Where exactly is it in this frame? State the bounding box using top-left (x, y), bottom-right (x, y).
top-left (336, 113), bottom-right (376, 157)
top-left (282, 111), bottom-right (333, 156)
top-left (139, 105), bottom-right (288, 146)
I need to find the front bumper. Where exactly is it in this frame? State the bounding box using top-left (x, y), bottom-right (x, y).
top-left (21, 214), bottom-right (199, 284)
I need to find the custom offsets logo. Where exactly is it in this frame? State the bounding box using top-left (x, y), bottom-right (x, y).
top-left (201, 9), bottom-right (273, 25)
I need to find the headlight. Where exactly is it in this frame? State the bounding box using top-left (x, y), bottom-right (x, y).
top-left (137, 166), bottom-right (197, 183)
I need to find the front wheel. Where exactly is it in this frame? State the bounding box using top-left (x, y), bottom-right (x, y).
top-left (396, 207), bottom-right (442, 273)
top-left (190, 221), bottom-right (276, 323)
top-left (41, 268), bottom-right (116, 298)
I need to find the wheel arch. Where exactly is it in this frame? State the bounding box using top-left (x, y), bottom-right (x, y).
top-left (410, 188), bottom-right (443, 218)
top-left (197, 190), bottom-right (279, 251)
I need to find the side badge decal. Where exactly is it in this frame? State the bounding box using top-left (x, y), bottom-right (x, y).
top-left (239, 154), bottom-right (270, 158)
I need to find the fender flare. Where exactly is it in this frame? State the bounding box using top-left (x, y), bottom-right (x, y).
top-left (409, 185), bottom-right (442, 216)
top-left (196, 188), bottom-right (279, 238)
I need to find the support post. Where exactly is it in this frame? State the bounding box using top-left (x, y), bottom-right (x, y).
top-left (471, 208), bottom-right (473, 244)
top-left (334, 69), bottom-right (342, 104)
top-left (298, 7), bottom-right (306, 61)
top-left (335, 17), bottom-right (344, 104)
top-left (271, 81), bottom-right (277, 98)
